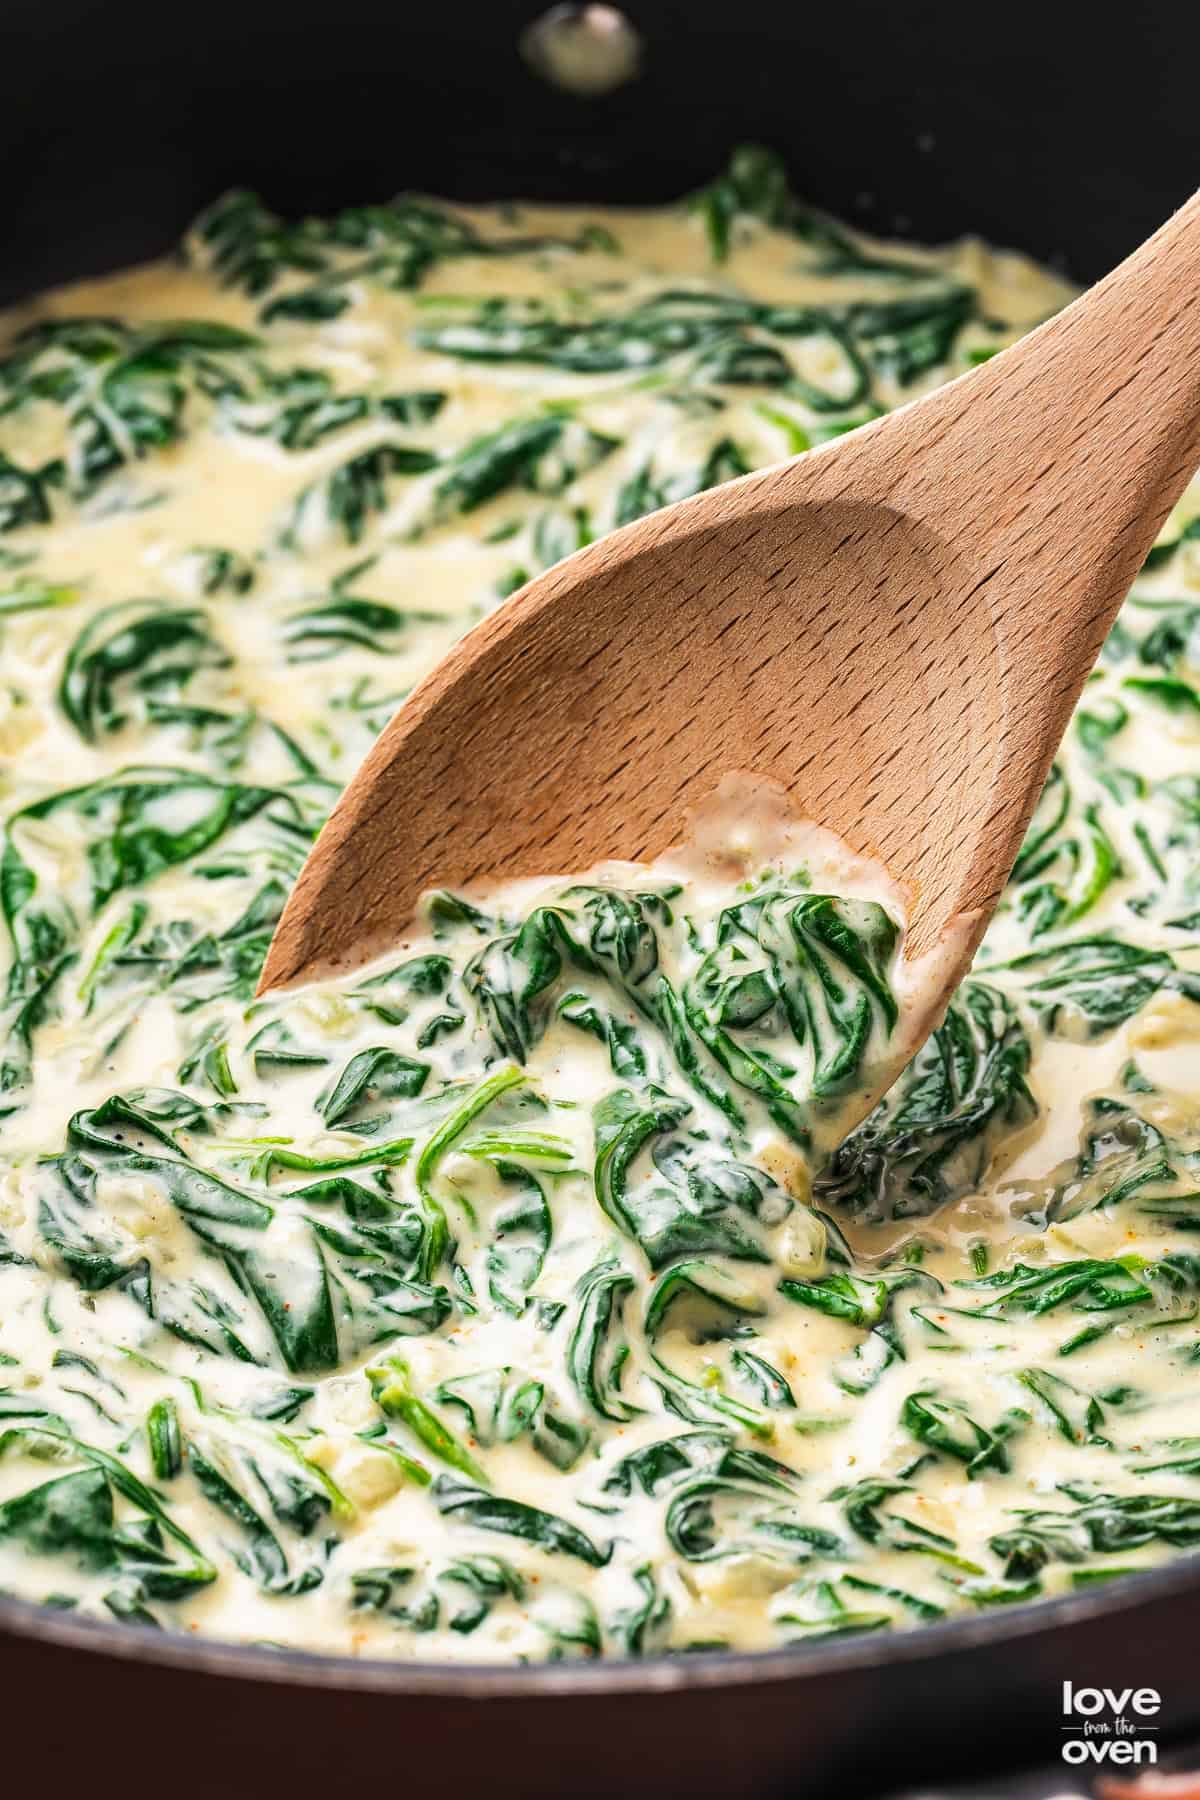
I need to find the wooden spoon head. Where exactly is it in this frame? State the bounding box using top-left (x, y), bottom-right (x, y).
top-left (260, 184), bottom-right (1200, 1155)
top-left (259, 453), bottom-right (1010, 1011)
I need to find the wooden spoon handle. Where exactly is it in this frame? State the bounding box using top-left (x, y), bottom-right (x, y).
top-left (808, 187), bottom-right (1200, 689)
top-left (923, 185), bottom-right (1200, 564)
top-left (768, 189), bottom-right (1200, 935)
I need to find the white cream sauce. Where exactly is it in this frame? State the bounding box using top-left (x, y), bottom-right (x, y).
top-left (0, 160), bottom-right (1198, 1661)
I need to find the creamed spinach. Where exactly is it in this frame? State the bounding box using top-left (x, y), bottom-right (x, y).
top-left (1, 149), bottom-right (1199, 1661)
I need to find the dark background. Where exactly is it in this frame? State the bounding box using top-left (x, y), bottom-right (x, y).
top-left (1, 0), bottom-right (1195, 304)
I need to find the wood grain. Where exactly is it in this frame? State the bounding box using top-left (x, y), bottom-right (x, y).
top-left (260, 190), bottom-right (1200, 1066)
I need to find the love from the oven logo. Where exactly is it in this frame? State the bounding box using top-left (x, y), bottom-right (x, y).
top-left (1061, 1682), bottom-right (1161, 1769)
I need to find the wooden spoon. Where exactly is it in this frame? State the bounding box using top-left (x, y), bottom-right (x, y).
top-left (260, 192), bottom-right (1200, 1101)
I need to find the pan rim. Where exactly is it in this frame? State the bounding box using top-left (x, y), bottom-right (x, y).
top-left (3, 1547), bottom-right (1198, 1698)
top-left (0, 129), bottom-right (1195, 1721)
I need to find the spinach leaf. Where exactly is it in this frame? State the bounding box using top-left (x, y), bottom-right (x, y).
top-left (0, 1420), bottom-right (216, 1604)
top-left (1027, 1097), bottom-right (1177, 1226)
top-left (436, 1367), bottom-right (588, 1472)
top-left (1142, 515), bottom-right (1200, 570)
top-left (185, 546), bottom-right (256, 595)
top-left (482, 1160), bottom-right (553, 1317)
top-left (568, 1257), bottom-right (639, 1422)
top-left (319, 1046), bottom-right (429, 1128)
top-left (834, 1476), bottom-right (977, 1568)
top-left (615, 439), bottom-right (749, 526)
top-left (1, 766), bottom-right (313, 1089)
top-left (239, 385), bottom-right (444, 450)
top-left (188, 1441), bottom-right (329, 1595)
top-left (190, 191), bottom-right (330, 296)
top-left (818, 983), bottom-right (1036, 1222)
top-left (349, 1563), bottom-right (439, 1630)
top-left (558, 989), bottom-right (647, 1079)
top-left (193, 188), bottom-right (614, 318)
top-left (955, 1255), bottom-right (1154, 1318)
top-left (731, 1347), bottom-right (796, 1409)
top-left (60, 601), bottom-right (231, 740)
top-left (431, 416), bottom-right (618, 523)
top-left (441, 1554), bottom-right (526, 1634)
top-left (774, 1576), bottom-right (916, 1638)
top-left (593, 1087), bottom-right (784, 1267)
top-left (992, 1486), bottom-right (1200, 1579)
top-left (901, 1389), bottom-right (1026, 1478)
top-left (464, 908), bottom-right (571, 1061)
top-left (997, 938), bottom-right (1180, 1034)
top-left (1018, 1370), bottom-right (1105, 1445)
top-left (40, 1092), bottom-right (340, 1372)
top-left (644, 1257), bottom-right (766, 1339)
top-left (432, 1475), bottom-right (610, 1566)
top-left (0, 1467), bottom-right (117, 1569)
top-left (284, 443), bottom-right (438, 546)
top-left (367, 1357), bottom-right (488, 1482)
top-left (283, 594), bottom-right (440, 662)
top-left (665, 1460), bottom-right (837, 1564)
top-left (0, 452), bottom-right (60, 531)
top-left (147, 1397), bottom-right (183, 1480)
top-left (687, 890), bottom-right (899, 1134)
top-left (0, 318), bottom-right (259, 501)
top-left (609, 1563), bottom-right (670, 1654)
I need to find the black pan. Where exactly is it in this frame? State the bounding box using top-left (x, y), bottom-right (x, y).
top-left (2, 3), bottom-right (1198, 1792)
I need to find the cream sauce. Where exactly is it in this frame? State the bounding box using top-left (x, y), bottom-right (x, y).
top-left (0, 160), bottom-right (1198, 1660)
